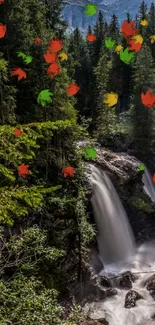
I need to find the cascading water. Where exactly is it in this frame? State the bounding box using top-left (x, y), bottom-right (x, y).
top-left (90, 164), bottom-right (136, 265)
top-left (85, 164), bottom-right (155, 325)
top-left (142, 168), bottom-right (155, 202)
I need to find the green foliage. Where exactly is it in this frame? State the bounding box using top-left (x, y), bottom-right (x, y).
top-left (0, 53), bottom-right (16, 125)
top-left (0, 185), bottom-right (62, 226)
top-left (0, 274), bottom-right (63, 325)
top-left (76, 188), bottom-right (96, 245)
top-left (0, 225), bottom-right (65, 275)
top-left (128, 194), bottom-right (154, 213)
top-left (64, 304), bottom-right (86, 325)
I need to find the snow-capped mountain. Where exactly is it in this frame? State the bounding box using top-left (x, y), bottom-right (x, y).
top-left (62, 0), bottom-right (154, 33)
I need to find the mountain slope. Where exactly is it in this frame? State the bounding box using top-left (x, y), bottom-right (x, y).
top-left (62, 0), bottom-right (154, 33)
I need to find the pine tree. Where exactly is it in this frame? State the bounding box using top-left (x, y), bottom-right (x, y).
top-left (109, 14), bottom-right (120, 40)
top-left (137, 0), bottom-right (148, 38)
top-left (92, 11), bottom-right (106, 65)
top-left (148, 2), bottom-right (155, 60)
top-left (130, 43), bottom-right (155, 159)
top-left (93, 48), bottom-right (117, 140)
top-left (44, 0), bottom-right (68, 38)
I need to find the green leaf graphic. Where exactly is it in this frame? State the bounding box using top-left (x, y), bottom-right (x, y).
top-left (138, 163), bottom-right (146, 171)
top-left (84, 3), bottom-right (97, 16)
top-left (37, 90), bottom-right (53, 107)
top-left (85, 147), bottom-right (97, 159)
top-left (105, 38), bottom-right (116, 49)
top-left (17, 51), bottom-right (26, 59)
top-left (23, 56), bottom-right (33, 64)
top-left (120, 48), bottom-right (135, 64)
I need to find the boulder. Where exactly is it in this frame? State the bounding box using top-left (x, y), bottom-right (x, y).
top-left (124, 290), bottom-right (143, 308)
top-left (98, 276), bottom-right (112, 288)
top-left (145, 274), bottom-right (155, 300)
top-left (119, 271), bottom-right (136, 289)
top-left (146, 274), bottom-right (155, 291)
top-left (149, 290), bottom-right (155, 300)
top-left (80, 318), bottom-right (109, 325)
top-left (104, 288), bottom-right (117, 298)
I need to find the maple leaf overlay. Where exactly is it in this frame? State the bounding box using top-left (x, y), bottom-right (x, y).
top-left (18, 164), bottom-right (31, 178)
top-left (62, 166), bottom-right (76, 178)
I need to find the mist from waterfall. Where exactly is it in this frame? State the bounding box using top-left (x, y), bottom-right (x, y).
top-left (90, 165), bottom-right (136, 266)
top-left (142, 168), bottom-right (155, 202)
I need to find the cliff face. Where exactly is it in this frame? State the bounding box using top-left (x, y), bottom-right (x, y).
top-left (62, 0), bottom-right (152, 33)
top-left (86, 148), bottom-right (155, 243)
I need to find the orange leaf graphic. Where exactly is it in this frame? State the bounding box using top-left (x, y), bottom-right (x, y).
top-left (62, 166), bottom-right (76, 178)
top-left (34, 38), bottom-right (42, 44)
top-left (128, 39), bottom-right (142, 52)
top-left (141, 89), bottom-right (155, 108)
top-left (47, 62), bottom-right (60, 78)
top-left (66, 84), bottom-right (80, 95)
top-left (44, 51), bottom-right (58, 63)
top-left (48, 39), bottom-right (63, 53)
top-left (121, 20), bottom-right (139, 39)
top-left (0, 23), bottom-right (6, 38)
top-left (11, 68), bottom-right (27, 81)
top-left (14, 129), bottom-right (22, 136)
top-left (86, 34), bottom-right (96, 42)
top-left (18, 164), bottom-right (31, 178)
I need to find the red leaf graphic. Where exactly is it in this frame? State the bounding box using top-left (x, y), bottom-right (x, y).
top-left (128, 39), bottom-right (142, 52)
top-left (153, 173), bottom-right (155, 183)
top-left (62, 166), bottom-right (76, 178)
top-left (11, 68), bottom-right (27, 81)
top-left (18, 164), bottom-right (31, 178)
top-left (86, 34), bottom-right (96, 42)
top-left (34, 38), bottom-right (42, 44)
top-left (47, 62), bottom-right (60, 78)
top-left (0, 23), bottom-right (6, 38)
top-left (44, 51), bottom-right (58, 63)
top-left (121, 20), bottom-right (139, 39)
top-left (48, 39), bottom-right (63, 53)
top-left (66, 84), bottom-right (80, 95)
top-left (14, 129), bottom-right (22, 136)
top-left (141, 89), bottom-right (155, 108)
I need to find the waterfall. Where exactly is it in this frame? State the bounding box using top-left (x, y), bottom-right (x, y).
top-left (142, 168), bottom-right (155, 202)
top-left (90, 165), bottom-right (136, 265)
top-left (83, 164), bottom-right (155, 325)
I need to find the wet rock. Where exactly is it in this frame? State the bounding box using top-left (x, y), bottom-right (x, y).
top-left (124, 290), bottom-right (143, 308)
top-left (119, 271), bottom-right (136, 289)
top-left (104, 288), bottom-right (117, 298)
top-left (98, 276), bottom-right (112, 288)
top-left (149, 290), bottom-right (155, 300)
top-left (80, 318), bottom-right (109, 325)
top-left (146, 274), bottom-right (155, 291)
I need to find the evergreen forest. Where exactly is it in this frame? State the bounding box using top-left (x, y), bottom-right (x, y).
top-left (1, 0), bottom-right (155, 324)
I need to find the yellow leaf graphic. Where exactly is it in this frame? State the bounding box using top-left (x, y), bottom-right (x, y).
top-left (140, 19), bottom-right (148, 26)
top-left (132, 34), bottom-right (143, 44)
top-left (58, 52), bottom-right (68, 61)
top-left (150, 35), bottom-right (155, 44)
top-left (104, 92), bottom-right (118, 107)
top-left (115, 45), bottom-right (123, 54)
